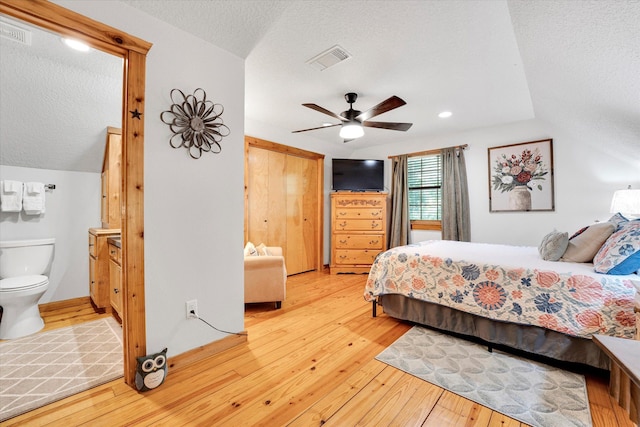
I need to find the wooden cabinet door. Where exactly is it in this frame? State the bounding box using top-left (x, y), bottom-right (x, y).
top-left (247, 146), bottom-right (286, 250)
top-left (89, 255), bottom-right (98, 305)
top-left (246, 137), bottom-right (323, 276)
top-left (101, 171), bottom-right (108, 226)
top-left (286, 155), bottom-right (317, 275)
top-left (107, 132), bottom-right (121, 228)
top-left (109, 257), bottom-right (122, 318)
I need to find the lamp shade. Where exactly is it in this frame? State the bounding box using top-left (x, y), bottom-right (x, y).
top-left (339, 122), bottom-right (364, 139)
top-left (610, 188), bottom-right (640, 216)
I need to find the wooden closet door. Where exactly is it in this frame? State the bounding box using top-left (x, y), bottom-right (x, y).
top-left (286, 155), bottom-right (318, 275)
top-left (247, 147), bottom-right (286, 249)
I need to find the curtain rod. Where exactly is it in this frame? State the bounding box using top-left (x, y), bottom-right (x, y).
top-left (388, 144), bottom-right (468, 159)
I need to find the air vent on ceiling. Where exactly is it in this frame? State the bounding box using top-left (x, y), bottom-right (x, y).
top-left (0, 21), bottom-right (32, 45)
top-left (306, 45), bottom-right (351, 71)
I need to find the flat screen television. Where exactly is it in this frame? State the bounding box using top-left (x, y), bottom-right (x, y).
top-left (332, 158), bottom-right (384, 191)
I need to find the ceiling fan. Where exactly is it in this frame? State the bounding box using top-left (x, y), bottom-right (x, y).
top-left (292, 93), bottom-right (413, 142)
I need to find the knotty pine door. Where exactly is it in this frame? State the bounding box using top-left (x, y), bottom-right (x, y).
top-left (246, 141), bottom-right (322, 275)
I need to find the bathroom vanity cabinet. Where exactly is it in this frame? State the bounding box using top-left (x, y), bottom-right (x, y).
top-left (88, 228), bottom-right (120, 312)
top-left (108, 238), bottom-right (122, 319)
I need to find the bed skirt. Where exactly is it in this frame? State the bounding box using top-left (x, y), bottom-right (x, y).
top-left (378, 294), bottom-right (611, 370)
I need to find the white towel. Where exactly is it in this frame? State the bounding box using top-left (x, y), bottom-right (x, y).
top-left (23, 182), bottom-right (46, 215)
top-left (0, 180), bottom-right (23, 212)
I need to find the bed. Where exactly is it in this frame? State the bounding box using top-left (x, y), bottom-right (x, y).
top-left (365, 240), bottom-right (640, 369)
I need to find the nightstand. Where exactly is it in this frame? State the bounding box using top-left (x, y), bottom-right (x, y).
top-left (592, 334), bottom-right (640, 425)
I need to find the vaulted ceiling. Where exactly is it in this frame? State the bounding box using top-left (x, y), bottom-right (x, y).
top-left (1, 0), bottom-right (638, 173)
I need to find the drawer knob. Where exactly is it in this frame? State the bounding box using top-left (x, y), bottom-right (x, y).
top-left (339, 239), bottom-right (347, 244)
top-left (114, 288), bottom-right (119, 294)
top-left (370, 240), bottom-right (379, 244)
top-left (339, 255), bottom-right (347, 260)
top-left (371, 222), bottom-right (379, 228)
top-left (339, 221), bottom-right (347, 227)
top-left (339, 212), bottom-right (346, 216)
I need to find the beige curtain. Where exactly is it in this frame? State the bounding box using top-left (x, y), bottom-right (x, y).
top-left (389, 155), bottom-right (410, 247)
top-left (442, 147), bottom-right (470, 241)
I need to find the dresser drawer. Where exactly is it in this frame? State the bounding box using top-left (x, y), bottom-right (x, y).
top-left (334, 234), bottom-right (384, 249)
top-left (334, 219), bottom-right (384, 231)
top-left (334, 249), bottom-right (380, 265)
top-left (88, 233), bottom-right (97, 257)
top-left (334, 196), bottom-right (385, 208)
top-left (335, 207), bottom-right (384, 220)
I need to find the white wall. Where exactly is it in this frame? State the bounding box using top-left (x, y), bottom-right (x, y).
top-left (56, 0), bottom-right (245, 358)
top-left (352, 118), bottom-right (640, 247)
top-left (0, 165), bottom-right (101, 303)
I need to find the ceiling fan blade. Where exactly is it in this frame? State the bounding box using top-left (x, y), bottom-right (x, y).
top-left (363, 121), bottom-right (413, 131)
top-left (303, 103), bottom-right (348, 122)
top-left (292, 123), bottom-right (341, 133)
top-left (356, 96), bottom-right (406, 122)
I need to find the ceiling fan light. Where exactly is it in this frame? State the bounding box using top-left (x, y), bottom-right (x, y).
top-left (339, 122), bottom-right (364, 139)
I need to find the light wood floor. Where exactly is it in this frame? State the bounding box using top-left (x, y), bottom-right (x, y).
top-left (5, 270), bottom-right (634, 426)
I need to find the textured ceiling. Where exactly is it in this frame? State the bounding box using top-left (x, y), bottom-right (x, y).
top-left (508, 0), bottom-right (640, 159)
top-left (1, 0), bottom-right (638, 173)
top-left (0, 16), bottom-right (122, 173)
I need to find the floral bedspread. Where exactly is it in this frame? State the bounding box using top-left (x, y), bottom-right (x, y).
top-left (365, 241), bottom-right (638, 339)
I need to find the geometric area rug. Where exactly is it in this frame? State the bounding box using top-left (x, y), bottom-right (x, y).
top-left (376, 326), bottom-right (592, 427)
top-left (0, 317), bottom-right (123, 422)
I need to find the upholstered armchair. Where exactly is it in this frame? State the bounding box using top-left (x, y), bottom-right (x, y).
top-left (244, 246), bottom-right (286, 309)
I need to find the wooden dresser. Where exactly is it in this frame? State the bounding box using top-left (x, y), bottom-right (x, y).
top-left (330, 192), bottom-right (388, 274)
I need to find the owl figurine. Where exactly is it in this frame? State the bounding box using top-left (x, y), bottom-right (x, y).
top-left (135, 348), bottom-right (168, 392)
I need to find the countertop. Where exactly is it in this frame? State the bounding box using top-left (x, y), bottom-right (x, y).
top-left (107, 236), bottom-right (121, 248)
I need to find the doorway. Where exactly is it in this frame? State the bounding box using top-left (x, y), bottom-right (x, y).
top-left (0, 0), bottom-right (149, 386)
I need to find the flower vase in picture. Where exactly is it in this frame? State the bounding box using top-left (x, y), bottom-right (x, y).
top-left (489, 139), bottom-right (554, 212)
top-left (508, 186), bottom-right (531, 210)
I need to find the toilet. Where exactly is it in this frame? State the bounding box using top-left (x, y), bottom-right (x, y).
top-left (0, 238), bottom-right (55, 340)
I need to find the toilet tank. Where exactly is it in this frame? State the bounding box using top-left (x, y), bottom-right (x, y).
top-left (0, 238), bottom-right (55, 278)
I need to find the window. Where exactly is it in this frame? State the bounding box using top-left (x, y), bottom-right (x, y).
top-left (407, 154), bottom-right (442, 230)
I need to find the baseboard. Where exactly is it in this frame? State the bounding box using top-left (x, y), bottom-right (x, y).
top-left (39, 296), bottom-right (91, 312)
top-left (167, 331), bottom-right (248, 371)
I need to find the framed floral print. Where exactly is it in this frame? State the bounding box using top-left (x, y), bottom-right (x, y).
top-left (488, 139), bottom-right (554, 212)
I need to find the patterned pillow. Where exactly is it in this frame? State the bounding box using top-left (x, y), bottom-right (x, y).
top-left (538, 230), bottom-right (569, 261)
top-left (608, 212), bottom-right (629, 231)
top-left (593, 221), bottom-right (640, 275)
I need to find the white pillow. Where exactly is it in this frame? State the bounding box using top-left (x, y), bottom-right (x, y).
top-left (243, 241), bottom-right (258, 257)
top-left (255, 243), bottom-right (270, 256)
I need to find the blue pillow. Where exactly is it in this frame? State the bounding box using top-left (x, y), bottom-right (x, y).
top-left (593, 221), bottom-right (640, 275)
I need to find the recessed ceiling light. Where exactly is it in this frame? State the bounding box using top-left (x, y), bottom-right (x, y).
top-left (438, 111), bottom-right (452, 118)
top-left (61, 37), bottom-right (90, 52)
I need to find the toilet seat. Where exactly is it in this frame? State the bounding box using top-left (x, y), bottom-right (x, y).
top-left (0, 275), bottom-right (48, 292)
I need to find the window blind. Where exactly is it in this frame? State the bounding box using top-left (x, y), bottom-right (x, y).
top-left (407, 154), bottom-right (442, 221)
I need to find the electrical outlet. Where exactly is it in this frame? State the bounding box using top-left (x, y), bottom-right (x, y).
top-left (186, 299), bottom-right (197, 319)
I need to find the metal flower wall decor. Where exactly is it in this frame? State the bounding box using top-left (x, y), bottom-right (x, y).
top-left (160, 88), bottom-right (230, 159)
